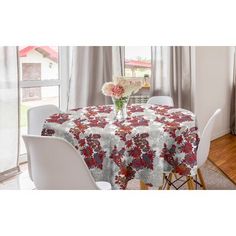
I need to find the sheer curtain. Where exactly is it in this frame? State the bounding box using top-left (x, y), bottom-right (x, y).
top-left (0, 47), bottom-right (20, 178)
top-left (67, 46), bottom-right (124, 109)
top-left (151, 46), bottom-right (193, 110)
top-left (230, 46), bottom-right (236, 135)
top-left (112, 46), bottom-right (125, 76)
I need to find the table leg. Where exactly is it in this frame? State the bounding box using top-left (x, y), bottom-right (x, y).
top-left (197, 169), bottom-right (206, 190)
top-left (140, 180), bottom-right (149, 190)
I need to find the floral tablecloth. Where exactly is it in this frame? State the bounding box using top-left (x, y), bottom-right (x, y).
top-left (42, 104), bottom-right (200, 189)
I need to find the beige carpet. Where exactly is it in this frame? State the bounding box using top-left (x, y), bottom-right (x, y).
top-left (127, 160), bottom-right (236, 190)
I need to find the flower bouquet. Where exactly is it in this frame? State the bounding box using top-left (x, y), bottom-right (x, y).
top-left (102, 76), bottom-right (143, 120)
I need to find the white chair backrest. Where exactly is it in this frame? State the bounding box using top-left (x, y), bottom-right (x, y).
top-left (197, 109), bottom-right (221, 168)
top-left (27, 105), bottom-right (60, 135)
top-left (22, 135), bottom-right (99, 190)
top-left (147, 96), bottom-right (174, 106)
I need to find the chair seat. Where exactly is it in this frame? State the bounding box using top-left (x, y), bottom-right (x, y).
top-left (96, 181), bottom-right (112, 190)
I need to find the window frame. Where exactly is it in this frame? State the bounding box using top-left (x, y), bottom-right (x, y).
top-left (18, 46), bottom-right (70, 161)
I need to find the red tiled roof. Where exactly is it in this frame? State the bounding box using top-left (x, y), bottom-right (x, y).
top-left (19, 46), bottom-right (34, 56)
top-left (125, 60), bottom-right (151, 68)
top-left (19, 46), bottom-right (58, 62)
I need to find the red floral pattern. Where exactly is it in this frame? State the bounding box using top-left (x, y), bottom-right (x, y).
top-left (46, 113), bottom-right (70, 124)
top-left (42, 104), bottom-right (199, 189)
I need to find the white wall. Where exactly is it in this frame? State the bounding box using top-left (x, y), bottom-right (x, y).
top-left (193, 46), bottom-right (234, 140)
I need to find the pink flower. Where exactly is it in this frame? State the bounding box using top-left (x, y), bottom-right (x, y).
top-left (111, 85), bottom-right (125, 98)
top-left (102, 82), bottom-right (115, 96)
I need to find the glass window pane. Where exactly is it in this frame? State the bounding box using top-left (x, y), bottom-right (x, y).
top-left (20, 86), bottom-right (59, 155)
top-left (125, 46), bottom-right (151, 78)
top-left (19, 46), bottom-right (59, 81)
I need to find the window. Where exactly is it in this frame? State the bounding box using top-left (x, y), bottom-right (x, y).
top-left (19, 46), bottom-right (61, 158)
top-left (125, 46), bottom-right (151, 103)
top-left (125, 46), bottom-right (151, 84)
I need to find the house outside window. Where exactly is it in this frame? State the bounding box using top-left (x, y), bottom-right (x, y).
top-left (124, 46), bottom-right (151, 103)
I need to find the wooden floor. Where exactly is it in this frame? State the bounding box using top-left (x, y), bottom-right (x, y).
top-left (209, 134), bottom-right (236, 184)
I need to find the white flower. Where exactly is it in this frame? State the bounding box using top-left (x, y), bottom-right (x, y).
top-left (102, 76), bottom-right (143, 98)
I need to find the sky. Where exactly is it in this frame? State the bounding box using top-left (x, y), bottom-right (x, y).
top-left (125, 46), bottom-right (151, 60)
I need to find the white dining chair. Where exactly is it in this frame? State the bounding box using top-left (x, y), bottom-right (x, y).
top-left (27, 105), bottom-right (60, 181)
top-left (22, 135), bottom-right (112, 190)
top-left (164, 109), bottom-right (221, 190)
top-left (147, 96), bottom-right (174, 107)
top-left (27, 104), bottom-right (60, 135)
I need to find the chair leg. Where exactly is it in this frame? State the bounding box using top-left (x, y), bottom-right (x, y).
top-left (197, 168), bottom-right (206, 190)
top-left (186, 177), bottom-right (195, 190)
top-left (173, 173), bottom-right (178, 180)
top-left (186, 177), bottom-right (191, 190)
top-left (194, 175), bottom-right (198, 189)
top-left (189, 177), bottom-right (195, 190)
top-left (167, 173), bottom-right (173, 190)
top-left (140, 180), bottom-right (149, 190)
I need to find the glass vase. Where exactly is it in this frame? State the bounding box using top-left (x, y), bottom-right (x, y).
top-left (112, 96), bottom-right (129, 120)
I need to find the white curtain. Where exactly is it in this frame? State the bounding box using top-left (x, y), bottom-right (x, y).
top-left (0, 47), bottom-right (20, 176)
top-left (67, 46), bottom-right (124, 109)
top-left (151, 46), bottom-right (193, 110)
top-left (112, 46), bottom-right (125, 76)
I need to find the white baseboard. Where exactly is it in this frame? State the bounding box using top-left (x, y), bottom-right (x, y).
top-left (211, 129), bottom-right (230, 141)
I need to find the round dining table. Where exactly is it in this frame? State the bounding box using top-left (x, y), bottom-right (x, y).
top-left (42, 104), bottom-right (200, 190)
